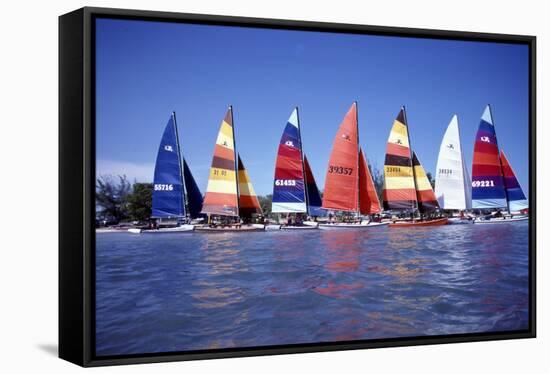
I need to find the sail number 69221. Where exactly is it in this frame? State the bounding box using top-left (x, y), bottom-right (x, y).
top-left (472, 180), bottom-right (495, 188)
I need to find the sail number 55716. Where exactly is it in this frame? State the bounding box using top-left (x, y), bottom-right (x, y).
top-left (472, 180), bottom-right (495, 188)
top-left (154, 184), bottom-right (174, 191)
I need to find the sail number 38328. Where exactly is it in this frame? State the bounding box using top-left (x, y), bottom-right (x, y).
top-left (472, 180), bottom-right (495, 188)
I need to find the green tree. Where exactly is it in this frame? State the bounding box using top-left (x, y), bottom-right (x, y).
top-left (95, 175), bottom-right (131, 221)
top-left (368, 161), bottom-right (384, 203)
top-left (258, 194), bottom-right (273, 215)
top-left (127, 183), bottom-right (153, 222)
top-left (426, 172), bottom-right (435, 190)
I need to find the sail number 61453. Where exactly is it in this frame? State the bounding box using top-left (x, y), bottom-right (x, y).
top-left (275, 179), bottom-right (296, 186)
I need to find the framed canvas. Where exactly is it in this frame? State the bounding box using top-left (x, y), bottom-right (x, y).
top-left (59, 7), bottom-right (536, 367)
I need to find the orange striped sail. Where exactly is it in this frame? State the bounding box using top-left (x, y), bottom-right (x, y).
top-left (359, 148), bottom-right (381, 215)
top-left (238, 154), bottom-right (262, 218)
top-left (412, 152), bottom-right (439, 212)
top-left (321, 102), bottom-right (359, 212)
top-left (383, 107), bottom-right (417, 210)
top-left (201, 107), bottom-right (239, 216)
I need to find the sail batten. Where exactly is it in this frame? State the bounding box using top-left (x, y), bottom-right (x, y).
top-left (500, 150), bottom-right (528, 212)
top-left (151, 114), bottom-right (186, 218)
top-left (272, 108), bottom-right (308, 213)
top-left (471, 105), bottom-right (507, 209)
top-left (321, 103), bottom-right (360, 212)
top-left (435, 115), bottom-right (471, 210)
top-left (201, 107), bottom-right (239, 216)
top-left (383, 107), bottom-right (417, 210)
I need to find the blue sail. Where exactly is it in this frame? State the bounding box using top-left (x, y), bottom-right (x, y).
top-left (304, 155), bottom-right (325, 217)
top-left (183, 157), bottom-right (203, 218)
top-left (151, 114), bottom-right (186, 218)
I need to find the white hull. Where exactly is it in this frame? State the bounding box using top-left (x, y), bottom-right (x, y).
top-left (447, 217), bottom-right (473, 225)
top-left (128, 224), bottom-right (195, 234)
top-left (473, 216), bottom-right (529, 224)
top-left (319, 221), bottom-right (389, 229)
top-left (281, 223), bottom-right (319, 230)
top-left (194, 224), bottom-right (265, 232)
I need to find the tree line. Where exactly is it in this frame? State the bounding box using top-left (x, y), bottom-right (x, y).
top-left (96, 175), bottom-right (153, 223)
top-left (95, 163), bottom-right (434, 222)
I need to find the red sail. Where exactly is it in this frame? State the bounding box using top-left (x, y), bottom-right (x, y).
top-left (359, 148), bottom-right (381, 215)
top-left (321, 103), bottom-right (359, 212)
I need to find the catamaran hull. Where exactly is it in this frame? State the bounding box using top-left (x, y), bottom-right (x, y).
top-left (389, 218), bottom-right (448, 227)
top-left (128, 224), bottom-right (195, 234)
top-left (447, 217), bottom-right (474, 225)
top-left (281, 224), bottom-right (319, 230)
top-left (195, 224), bottom-right (266, 233)
top-left (473, 216), bottom-right (529, 224)
top-left (319, 222), bottom-right (389, 229)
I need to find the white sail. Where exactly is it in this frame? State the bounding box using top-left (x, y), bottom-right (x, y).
top-left (435, 115), bottom-right (471, 210)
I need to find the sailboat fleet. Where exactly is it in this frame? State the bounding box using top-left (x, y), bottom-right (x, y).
top-left (128, 102), bottom-right (529, 233)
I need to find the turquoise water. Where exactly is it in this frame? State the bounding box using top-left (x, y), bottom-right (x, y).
top-left (95, 222), bottom-right (529, 356)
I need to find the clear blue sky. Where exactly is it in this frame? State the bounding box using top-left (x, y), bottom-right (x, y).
top-left (96, 18), bottom-right (529, 197)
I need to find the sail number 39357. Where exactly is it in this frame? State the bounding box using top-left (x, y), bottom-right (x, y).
top-left (472, 180), bottom-right (495, 188)
top-left (154, 184), bottom-right (174, 191)
top-left (328, 165), bottom-right (353, 175)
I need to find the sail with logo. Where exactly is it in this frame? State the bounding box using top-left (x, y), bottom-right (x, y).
top-left (270, 108), bottom-right (320, 229)
top-left (382, 106), bottom-right (447, 227)
top-left (435, 115), bottom-right (472, 223)
top-left (151, 112), bottom-right (186, 219)
top-left (471, 105), bottom-right (507, 210)
top-left (198, 106), bottom-right (265, 231)
top-left (129, 112), bottom-right (200, 233)
top-left (320, 102), bottom-right (386, 229)
top-left (471, 105), bottom-right (528, 223)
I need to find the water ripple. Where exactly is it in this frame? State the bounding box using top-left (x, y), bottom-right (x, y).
top-left (96, 222), bottom-right (529, 355)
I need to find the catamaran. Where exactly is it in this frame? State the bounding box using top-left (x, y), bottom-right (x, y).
top-left (196, 106), bottom-right (265, 232)
top-left (434, 114), bottom-right (473, 224)
top-left (269, 108), bottom-right (321, 230)
top-left (129, 112), bottom-right (203, 234)
top-left (320, 102), bottom-right (387, 229)
top-left (383, 107), bottom-right (447, 227)
top-left (472, 105), bottom-right (528, 224)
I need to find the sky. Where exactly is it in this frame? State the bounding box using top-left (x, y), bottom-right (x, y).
top-left (95, 18), bottom-right (530, 197)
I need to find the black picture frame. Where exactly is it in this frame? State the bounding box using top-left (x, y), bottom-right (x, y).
top-left (59, 6), bottom-right (536, 367)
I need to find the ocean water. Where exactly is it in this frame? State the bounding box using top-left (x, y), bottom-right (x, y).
top-left (95, 222), bottom-right (529, 356)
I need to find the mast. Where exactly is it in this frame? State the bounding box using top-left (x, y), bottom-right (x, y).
top-left (230, 106), bottom-right (240, 219)
top-left (489, 104), bottom-right (510, 214)
top-left (172, 111), bottom-right (187, 219)
top-left (403, 106), bottom-right (419, 218)
top-left (296, 106), bottom-right (309, 215)
top-left (355, 101), bottom-right (360, 217)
